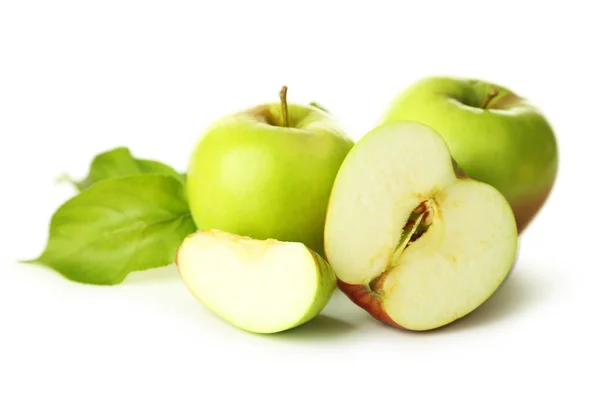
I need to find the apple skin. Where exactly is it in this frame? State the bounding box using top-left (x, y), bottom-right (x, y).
top-left (337, 280), bottom-right (401, 328)
top-left (186, 103), bottom-right (354, 257)
top-left (379, 76), bottom-right (559, 233)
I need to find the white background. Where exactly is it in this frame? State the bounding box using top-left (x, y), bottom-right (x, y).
top-left (1, 1), bottom-right (598, 399)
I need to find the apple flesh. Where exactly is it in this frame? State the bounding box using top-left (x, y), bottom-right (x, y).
top-left (186, 88), bottom-right (354, 257)
top-left (379, 76), bottom-right (558, 233)
top-left (324, 122), bottom-right (518, 331)
top-left (176, 230), bottom-right (337, 334)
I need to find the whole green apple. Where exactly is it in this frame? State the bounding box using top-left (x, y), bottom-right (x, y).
top-left (379, 76), bottom-right (559, 233)
top-left (186, 87), bottom-right (354, 256)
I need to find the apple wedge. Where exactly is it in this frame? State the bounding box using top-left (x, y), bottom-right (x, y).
top-left (324, 122), bottom-right (518, 331)
top-left (176, 230), bottom-right (337, 334)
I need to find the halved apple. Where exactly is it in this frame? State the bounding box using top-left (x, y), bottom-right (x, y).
top-left (324, 122), bottom-right (518, 331)
top-left (176, 230), bottom-right (337, 334)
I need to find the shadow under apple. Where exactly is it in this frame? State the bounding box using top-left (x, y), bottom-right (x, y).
top-left (123, 262), bottom-right (552, 337)
top-left (268, 314), bottom-right (357, 341)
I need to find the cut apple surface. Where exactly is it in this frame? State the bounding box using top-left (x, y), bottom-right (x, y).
top-left (324, 122), bottom-right (518, 331)
top-left (176, 230), bottom-right (337, 334)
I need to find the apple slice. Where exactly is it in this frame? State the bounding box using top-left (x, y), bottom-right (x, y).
top-left (324, 121), bottom-right (518, 331)
top-left (176, 230), bottom-right (337, 334)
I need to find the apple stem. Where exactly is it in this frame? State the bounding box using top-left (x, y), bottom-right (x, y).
top-left (480, 88), bottom-right (500, 109)
top-left (279, 86), bottom-right (289, 127)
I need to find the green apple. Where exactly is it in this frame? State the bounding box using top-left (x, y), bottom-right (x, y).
top-left (324, 121), bottom-right (518, 331)
top-left (379, 76), bottom-right (558, 233)
top-left (186, 87), bottom-right (354, 256)
top-left (176, 229), bottom-right (337, 334)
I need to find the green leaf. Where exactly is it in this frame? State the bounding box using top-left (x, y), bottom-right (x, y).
top-left (309, 102), bottom-right (330, 113)
top-left (25, 174), bottom-right (197, 285)
top-left (63, 147), bottom-right (185, 191)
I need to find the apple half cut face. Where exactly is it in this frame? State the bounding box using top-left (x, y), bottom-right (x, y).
top-left (176, 230), bottom-right (337, 334)
top-left (324, 122), bottom-right (518, 331)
